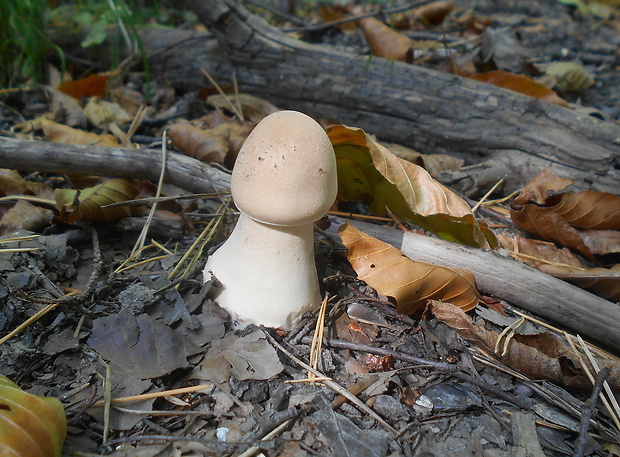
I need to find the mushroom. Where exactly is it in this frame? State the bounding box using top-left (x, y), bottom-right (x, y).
top-left (204, 110), bottom-right (338, 329)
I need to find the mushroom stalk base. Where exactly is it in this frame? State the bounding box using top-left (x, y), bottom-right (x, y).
top-left (204, 214), bottom-right (321, 329)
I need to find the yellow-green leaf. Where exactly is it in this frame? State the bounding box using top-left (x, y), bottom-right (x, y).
top-left (545, 62), bottom-right (594, 92)
top-left (0, 376), bottom-right (66, 457)
top-left (54, 178), bottom-right (142, 223)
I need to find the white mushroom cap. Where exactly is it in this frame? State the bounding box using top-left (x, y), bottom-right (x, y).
top-left (231, 110), bottom-right (337, 226)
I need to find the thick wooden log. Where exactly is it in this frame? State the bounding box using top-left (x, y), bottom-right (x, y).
top-left (173, 0), bottom-right (619, 195)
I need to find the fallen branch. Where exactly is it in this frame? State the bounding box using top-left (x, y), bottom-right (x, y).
top-left (327, 217), bottom-right (620, 354)
top-left (0, 136), bottom-right (231, 194)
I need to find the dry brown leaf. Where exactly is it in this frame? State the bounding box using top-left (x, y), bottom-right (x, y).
top-left (0, 200), bottom-right (54, 236)
top-left (333, 311), bottom-right (377, 345)
top-left (550, 191), bottom-right (620, 230)
top-left (0, 169), bottom-right (55, 199)
top-left (409, 0), bottom-right (455, 25)
top-left (427, 301), bottom-right (620, 391)
top-left (513, 169), bottom-right (574, 205)
top-left (83, 97), bottom-right (133, 126)
top-left (545, 62), bottom-right (594, 92)
top-left (511, 172), bottom-right (620, 259)
top-left (468, 70), bottom-right (568, 106)
top-left (497, 234), bottom-right (620, 301)
top-left (54, 178), bottom-right (142, 223)
top-left (168, 120), bottom-right (229, 165)
top-left (45, 87), bottom-right (88, 127)
top-left (57, 73), bottom-right (108, 99)
top-left (510, 201), bottom-right (595, 260)
top-left (357, 16), bottom-right (414, 62)
top-left (340, 223), bottom-right (480, 313)
top-left (43, 120), bottom-right (119, 146)
top-left (14, 118), bottom-right (119, 147)
top-left (545, 264), bottom-right (620, 302)
top-left (110, 86), bottom-right (146, 117)
top-left (319, 4), bottom-right (357, 32)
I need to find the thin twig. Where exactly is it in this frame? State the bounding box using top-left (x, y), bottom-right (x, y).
top-left (91, 384), bottom-right (214, 407)
top-left (471, 179), bottom-right (504, 213)
top-left (309, 296), bottom-right (329, 380)
top-left (129, 130), bottom-right (168, 258)
top-left (263, 329), bottom-right (398, 435)
top-left (574, 367), bottom-right (610, 457)
top-left (200, 68), bottom-right (245, 121)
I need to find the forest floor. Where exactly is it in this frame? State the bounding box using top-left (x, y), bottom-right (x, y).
top-left (0, 0), bottom-right (619, 456)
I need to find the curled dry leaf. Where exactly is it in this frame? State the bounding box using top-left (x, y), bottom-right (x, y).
top-left (54, 178), bottom-right (143, 223)
top-left (468, 70), bottom-right (568, 106)
top-left (169, 118), bottom-right (254, 168)
top-left (168, 120), bottom-right (229, 165)
top-left (356, 16), bottom-right (414, 62)
top-left (549, 191), bottom-right (620, 230)
top-left (0, 375), bottom-right (66, 457)
top-left (513, 168), bottom-right (574, 206)
top-left (511, 171), bottom-right (620, 259)
top-left (426, 301), bottom-right (620, 392)
top-left (497, 234), bottom-right (620, 302)
top-left (339, 223), bottom-right (480, 313)
top-left (328, 124), bottom-right (495, 248)
top-left (510, 202), bottom-right (595, 259)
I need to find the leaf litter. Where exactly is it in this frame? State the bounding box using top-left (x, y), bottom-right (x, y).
top-left (1, 0), bottom-right (620, 455)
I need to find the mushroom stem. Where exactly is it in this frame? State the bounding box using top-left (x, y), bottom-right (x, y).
top-left (205, 213), bottom-right (321, 329)
top-left (203, 110), bottom-right (337, 329)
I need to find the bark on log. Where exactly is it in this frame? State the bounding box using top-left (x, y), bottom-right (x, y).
top-left (141, 0), bottom-right (619, 196)
top-left (1, 136), bottom-right (618, 353)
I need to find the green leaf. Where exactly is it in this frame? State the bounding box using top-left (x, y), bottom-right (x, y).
top-left (81, 18), bottom-right (109, 48)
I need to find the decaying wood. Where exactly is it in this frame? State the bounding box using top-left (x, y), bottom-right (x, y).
top-left (1, 136), bottom-right (618, 353)
top-left (136, 0), bottom-right (620, 195)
